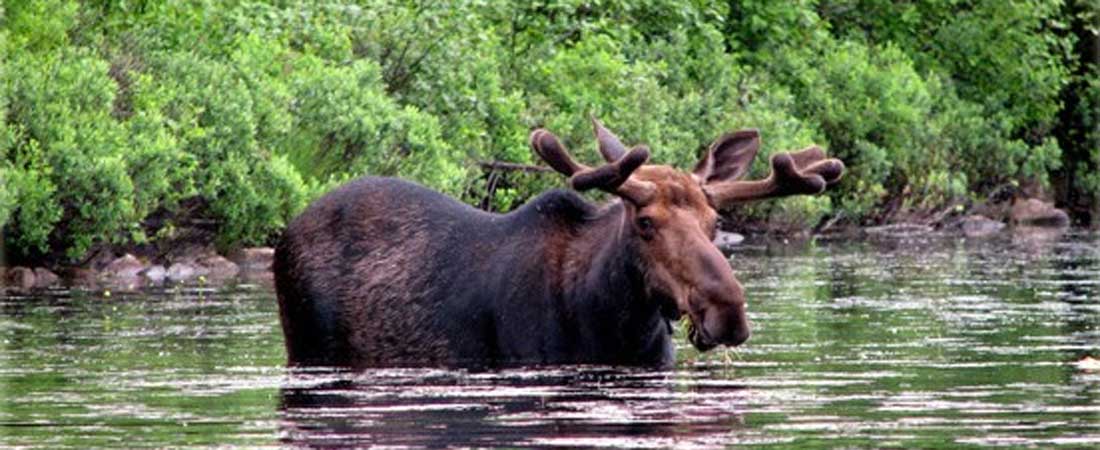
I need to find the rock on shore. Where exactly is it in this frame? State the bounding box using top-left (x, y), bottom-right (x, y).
top-left (103, 254), bottom-right (145, 280)
top-left (5, 267), bottom-right (37, 290)
top-left (713, 231), bottom-right (745, 255)
top-left (2, 247), bottom-right (276, 291)
top-left (33, 268), bottom-right (60, 287)
top-left (957, 215), bottom-right (1006, 238)
top-left (228, 247), bottom-right (275, 273)
top-left (199, 255), bottom-right (241, 282)
top-left (863, 223), bottom-right (933, 239)
top-left (1010, 199), bottom-right (1070, 228)
top-left (2, 267), bottom-right (60, 290)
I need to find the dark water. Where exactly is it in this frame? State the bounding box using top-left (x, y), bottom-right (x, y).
top-left (2, 230), bottom-right (1099, 448)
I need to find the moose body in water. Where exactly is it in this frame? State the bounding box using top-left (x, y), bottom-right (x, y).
top-left (274, 119), bottom-right (843, 368)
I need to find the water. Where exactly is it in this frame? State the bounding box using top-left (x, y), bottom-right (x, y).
top-left (1, 230), bottom-right (1099, 448)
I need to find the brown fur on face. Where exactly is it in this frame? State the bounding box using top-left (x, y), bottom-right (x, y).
top-left (622, 165), bottom-right (749, 349)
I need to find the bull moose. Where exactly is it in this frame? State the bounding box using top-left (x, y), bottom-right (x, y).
top-left (274, 118), bottom-right (844, 368)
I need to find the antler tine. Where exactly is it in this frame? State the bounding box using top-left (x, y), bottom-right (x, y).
top-left (530, 129), bottom-right (586, 176)
top-left (704, 151), bottom-right (845, 207)
top-left (529, 128), bottom-right (656, 204)
top-left (570, 147), bottom-right (645, 189)
top-left (788, 145), bottom-right (843, 185)
top-left (591, 115), bottom-right (627, 162)
top-left (788, 145), bottom-right (825, 170)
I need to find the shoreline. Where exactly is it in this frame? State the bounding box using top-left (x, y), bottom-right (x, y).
top-left (3, 218), bottom-right (1085, 293)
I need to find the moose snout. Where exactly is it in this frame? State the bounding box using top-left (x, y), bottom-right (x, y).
top-left (708, 302), bottom-right (751, 346)
top-left (690, 250), bottom-right (752, 349)
top-left (699, 296), bottom-right (751, 347)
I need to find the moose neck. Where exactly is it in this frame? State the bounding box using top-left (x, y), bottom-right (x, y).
top-left (560, 200), bottom-right (674, 366)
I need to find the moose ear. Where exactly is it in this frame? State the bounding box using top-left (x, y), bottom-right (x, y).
top-left (692, 129), bottom-right (761, 184)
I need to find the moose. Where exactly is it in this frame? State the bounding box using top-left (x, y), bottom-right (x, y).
top-left (274, 118), bottom-right (844, 368)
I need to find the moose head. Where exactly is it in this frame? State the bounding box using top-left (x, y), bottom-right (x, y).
top-left (530, 118), bottom-right (844, 351)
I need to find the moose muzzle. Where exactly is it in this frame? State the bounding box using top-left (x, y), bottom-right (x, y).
top-left (686, 247), bottom-right (751, 351)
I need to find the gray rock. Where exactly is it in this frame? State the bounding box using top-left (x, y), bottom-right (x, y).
top-left (864, 223), bottom-right (933, 238)
top-left (103, 254), bottom-right (146, 279)
top-left (6, 267), bottom-right (36, 290)
top-left (167, 263), bottom-right (206, 282)
top-left (239, 269), bottom-right (275, 286)
top-left (33, 268), bottom-right (60, 288)
top-left (141, 265), bottom-right (168, 283)
top-left (198, 255), bottom-right (240, 282)
top-left (228, 247), bottom-right (274, 272)
top-left (713, 231), bottom-right (745, 255)
top-left (959, 215), bottom-right (1005, 238)
top-left (1010, 198), bottom-right (1070, 228)
top-left (64, 267), bottom-right (100, 288)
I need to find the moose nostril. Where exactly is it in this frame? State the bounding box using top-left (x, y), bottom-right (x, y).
top-left (729, 328), bottom-right (751, 347)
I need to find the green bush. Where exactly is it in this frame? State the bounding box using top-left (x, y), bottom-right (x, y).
top-left (5, 49), bottom-right (137, 259)
top-left (129, 48), bottom-right (315, 249)
top-left (820, 0), bottom-right (1072, 129)
top-left (4, 0), bottom-right (79, 52)
top-left (1075, 72), bottom-right (1100, 200)
top-left (3, 131), bottom-right (64, 256)
top-left (282, 54), bottom-right (466, 194)
top-left (0, 0), bottom-right (1095, 263)
top-left (0, 19), bottom-right (11, 233)
top-left (770, 39), bottom-right (939, 216)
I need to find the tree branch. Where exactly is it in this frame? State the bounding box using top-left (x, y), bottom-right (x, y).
top-left (478, 161), bottom-right (552, 173)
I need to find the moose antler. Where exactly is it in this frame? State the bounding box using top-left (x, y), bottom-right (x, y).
top-left (703, 145), bottom-right (844, 207)
top-left (591, 115), bottom-right (627, 162)
top-left (529, 123), bottom-right (655, 204)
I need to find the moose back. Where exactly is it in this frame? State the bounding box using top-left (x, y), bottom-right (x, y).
top-left (274, 119), bottom-right (843, 367)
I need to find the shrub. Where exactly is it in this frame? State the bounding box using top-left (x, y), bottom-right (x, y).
top-left (5, 49), bottom-right (139, 259)
top-left (282, 54), bottom-right (466, 194)
top-left (1073, 71), bottom-right (1100, 205)
top-left (0, 0), bottom-right (1095, 263)
top-left (770, 40), bottom-right (941, 217)
top-left (3, 0), bottom-right (79, 52)
top-left (132, 48), bottom-right (312, 249)
top-left (3, 134), bottom-right (64, 256)
top-left (820, 0), bottom-right (1073, 135)
top-left (0, 21), bottom-right (11, 234)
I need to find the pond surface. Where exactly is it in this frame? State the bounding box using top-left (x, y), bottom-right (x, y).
top-left (2, 230), bottom-right (1099, 448)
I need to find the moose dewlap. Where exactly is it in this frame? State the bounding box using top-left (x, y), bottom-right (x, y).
top-left (274, 118), bottom-right (844, 368)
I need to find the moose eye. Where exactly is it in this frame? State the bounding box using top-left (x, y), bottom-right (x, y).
top-left (636, 216), bottom-right (656, 238)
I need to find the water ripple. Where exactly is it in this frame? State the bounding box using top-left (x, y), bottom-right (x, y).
top-left (1, 232), bottom-right (1099, 447)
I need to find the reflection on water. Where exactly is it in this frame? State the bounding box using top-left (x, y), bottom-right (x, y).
top-left (279, 367), bottom-right (752, 448)
top-left (1, 230), bottom-right (1099, 448)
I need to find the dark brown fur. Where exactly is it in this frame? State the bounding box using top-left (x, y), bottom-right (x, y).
top-left (276, 177), bottom-right (678, 367)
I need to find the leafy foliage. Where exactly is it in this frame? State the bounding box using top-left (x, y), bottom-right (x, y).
top-left (0, 0), bottom-right (1094, 262)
